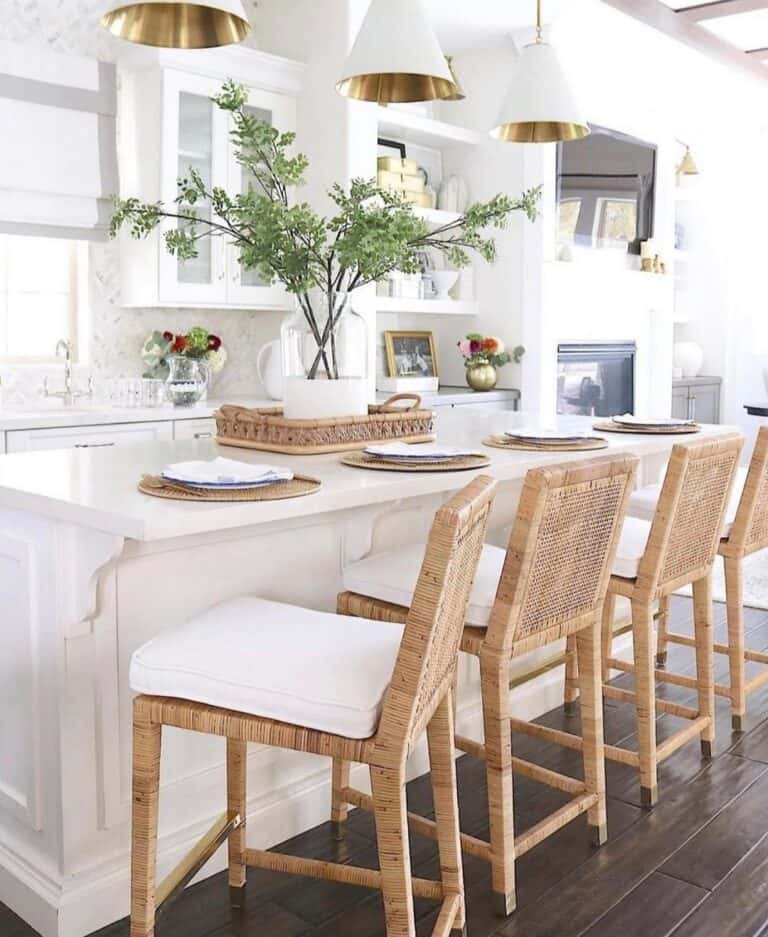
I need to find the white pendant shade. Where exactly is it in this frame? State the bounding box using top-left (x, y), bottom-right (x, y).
top-left (336, 0), bottom-right (456, 104)
top-left (101, 0), bottom-right (250, 49)
top-left (492, 41), bottom-right (589, 144)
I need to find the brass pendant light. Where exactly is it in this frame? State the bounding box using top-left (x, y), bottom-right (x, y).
top-left (443, 57), bottom-right (466, 102)
top-left (101, 0), bottom-right (251, 49)
top-left (492, 0), bottom-right (589, 144)
top-left (677, 141), bottom-right (700, 176)
top-left (336, 0), bottom-right (457, 105)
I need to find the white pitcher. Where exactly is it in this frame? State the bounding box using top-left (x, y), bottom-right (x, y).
top-left (256, 339), bottom-right (284, 401)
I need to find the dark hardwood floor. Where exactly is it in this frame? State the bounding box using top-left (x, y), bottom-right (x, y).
top-left (5, 596), bottom-right (768, 937)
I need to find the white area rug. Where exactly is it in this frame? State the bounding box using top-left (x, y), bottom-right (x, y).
top-left (677, 553), bottom-right (768, 610)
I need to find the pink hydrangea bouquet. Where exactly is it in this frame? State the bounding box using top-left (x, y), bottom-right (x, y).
top-left (457, 333), bottom-right (523, 368)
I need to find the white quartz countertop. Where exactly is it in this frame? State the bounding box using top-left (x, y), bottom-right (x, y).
top-left (0, 387), bottom-right (519, 432)
top-left (0, 410), bottom-right (739, 543)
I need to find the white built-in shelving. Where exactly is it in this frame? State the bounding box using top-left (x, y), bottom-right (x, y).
top-left (375, 297), bottom-right (478, 316)
top-left (375, 106), bottom-right (483, 149)
top-left (412, 207), bottom-right (462, 226)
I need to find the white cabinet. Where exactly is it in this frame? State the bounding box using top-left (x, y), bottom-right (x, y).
top-left (6, 421), bottom-right (173, 453)
top-left (119, 50), bottom-right (302, 310)
top-left (173, 417), bottom-right (217, 440)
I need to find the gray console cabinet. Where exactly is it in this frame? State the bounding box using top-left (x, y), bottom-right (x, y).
top-left (672, 376), bottom-right (721, 424)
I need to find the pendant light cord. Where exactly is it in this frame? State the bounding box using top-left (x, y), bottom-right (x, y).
top-left (536, 0), bottom-right (543, 43)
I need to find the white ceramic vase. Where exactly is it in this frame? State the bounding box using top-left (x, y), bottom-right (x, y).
top-left (672, 341), bottom-right (704, 379)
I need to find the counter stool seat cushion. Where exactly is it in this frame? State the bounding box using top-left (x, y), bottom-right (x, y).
top-left (628, 466), bottom-right (747, 534)
top-left (129, 596), bottom-right (403, 739)
top-left (343, 541), bottom-right (506, 628)
top-left (612, 517), bottom-right (652, 580)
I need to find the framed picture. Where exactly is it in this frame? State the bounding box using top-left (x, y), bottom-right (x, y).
top-left (384, 331), bottom-right (439, 378)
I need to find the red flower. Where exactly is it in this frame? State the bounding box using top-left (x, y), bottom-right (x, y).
top-left (171, 335), bottom-right (188, 353)
top-left (162, 331), bottom-right (174, 343)
top-left (469, 339), bottom-right (482, 354)
top-left (208, 334), bottom-right (222, 351)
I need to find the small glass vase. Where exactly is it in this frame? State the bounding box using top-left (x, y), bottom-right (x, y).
top-left (281, 289), bottom-right (369, 419)
top-left (466, 363), bottom-right (497, 392)
top-left (165, 354), bottom-right (208, 407)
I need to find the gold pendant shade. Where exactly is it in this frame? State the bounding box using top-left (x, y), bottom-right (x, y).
top-left (492, 120), bottom-right (589, 144)
top-left (101, 0), bottom-right (251, 49)
top-left (336, 74), bottom-right (457, 105)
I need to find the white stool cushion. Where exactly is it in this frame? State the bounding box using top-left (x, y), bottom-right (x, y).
top-left (129, 596), bottom-right (403, 740)
top-left (627, 466), bottom-right (747, 535)
top-left (343, 541), bottom-right (506, 628)
top-left (612, 517), bottom-right (652, 579)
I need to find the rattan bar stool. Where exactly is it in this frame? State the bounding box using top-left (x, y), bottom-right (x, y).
top-left (564, 434), bottom-right (743, 807)
top-left (128, 475), bottom-right (497, 937)
top-left (629, 427), bottom-right (768, 732)
top-left (333, 454), bottom-right (638, 917)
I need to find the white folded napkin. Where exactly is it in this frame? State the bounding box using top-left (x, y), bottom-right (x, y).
top-left (162, 457), bottom-right (293, 485)
top-left (365, 443), bottom-right (481, 459)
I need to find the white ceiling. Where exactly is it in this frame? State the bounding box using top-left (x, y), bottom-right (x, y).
top-left (422, 0), bottom-right (571, 51)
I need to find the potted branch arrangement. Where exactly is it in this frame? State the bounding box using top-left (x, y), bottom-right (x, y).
top-left (111, 80), bottom-right (541, 420)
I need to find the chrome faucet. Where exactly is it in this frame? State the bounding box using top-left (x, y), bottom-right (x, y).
top-left (43, 340), bottom-right (93, 406)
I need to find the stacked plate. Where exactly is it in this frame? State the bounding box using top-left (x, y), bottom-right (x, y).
top-left (161, 457), bottom-right (294, 491)
top-left (363, 442), bottom-right (483, 465)
top-left (610, 415), bottom-right (696, 429)
top-left (503, 427), bottom-right (601, 446)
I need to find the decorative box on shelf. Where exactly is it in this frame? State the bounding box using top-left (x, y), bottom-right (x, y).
top-left (377, 376), bottom-right (439, 394)
top-left (214, 395), bottom-right (435, 454)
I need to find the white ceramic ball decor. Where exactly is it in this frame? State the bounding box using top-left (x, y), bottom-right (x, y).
top-left (672, 341), bottom-right (704, 379)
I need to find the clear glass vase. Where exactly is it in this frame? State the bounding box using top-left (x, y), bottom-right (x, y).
top-left (281, 289), bottom-right (369, 419)
top-left (164, 354), bottom-right (208, 407)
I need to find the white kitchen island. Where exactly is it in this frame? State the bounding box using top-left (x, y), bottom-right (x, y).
top-left (0, 409), bottom-right (737, 937)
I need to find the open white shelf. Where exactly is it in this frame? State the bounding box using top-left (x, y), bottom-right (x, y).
top-left (375, 296), bottom-right (478, 316)
top-left (376, 107), bottom-right (483, 149)
top-left (412, 207), bottom-right (462, 226)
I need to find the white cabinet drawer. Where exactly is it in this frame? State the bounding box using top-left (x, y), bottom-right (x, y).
top-left (173, 418), bottom-right (217, 441)
top-left (6, 421), bottom-right (174, 453)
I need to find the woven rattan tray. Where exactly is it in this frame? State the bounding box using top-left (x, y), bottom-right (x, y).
top-left (593, 421), bottom-right (701, 435)
top-left (483, 434), bottom-right (609, 452)
top-left (340, 452), bottom-right (490, 473)
top-left (215, 394), bottom-right (435, 454)
top-left (138, 474), bottom-right (321, 502)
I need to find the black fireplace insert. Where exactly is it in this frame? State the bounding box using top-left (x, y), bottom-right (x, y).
top-left (557, 342), bottom-right (636, 417)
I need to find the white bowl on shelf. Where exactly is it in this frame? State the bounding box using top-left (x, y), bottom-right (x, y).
top-left (431, 270), bottom-right (459, 300)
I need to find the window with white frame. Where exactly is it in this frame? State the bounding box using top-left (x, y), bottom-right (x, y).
top-left (0, 234), bottom-right (88, 362)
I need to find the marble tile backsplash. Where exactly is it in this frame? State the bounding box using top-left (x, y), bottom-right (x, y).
top-left (1, 1), bottom-right (285, 402)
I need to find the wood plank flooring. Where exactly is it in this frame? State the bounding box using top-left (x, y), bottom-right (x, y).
top-left (4, 596), bottom-right (768, 937)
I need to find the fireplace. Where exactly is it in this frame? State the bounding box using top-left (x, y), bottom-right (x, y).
top-left (557, 342), bottom-right (635, 417)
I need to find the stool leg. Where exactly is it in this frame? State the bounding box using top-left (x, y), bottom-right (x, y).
top-left (601, 592), bottom-right (616, 684)
top-left (564, 634), bottom-right (579, 715)
top-left (480, 653), bottom-right (516, 917)
top-left (331, 758), bottom-right (351, 838)
top-left (226, 738), bottom-right (247, 908)
top-left (427, 690), bottom-right (466, 936)
top-left (724, 557), bottom-right (747, 733)
top-left (577, 620), bottom-right (607, 845)
top-left (130, 711), bottom-right (162, 937)
top-left (692, 573), bottom-right (716, 758)
top-left (655, 595), bottom-right (670, 668)
top-left (632, 598), bottom-right (658, 808)
top-left (371, 765), bottom-right (416, 937)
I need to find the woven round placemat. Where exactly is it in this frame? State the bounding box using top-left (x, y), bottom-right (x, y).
top-left (340, 452), bottom-right (491, 473)
top-left (138, 474), bottom-right (321, 502)
top-left (593, 421), bottom-right (701, 435)
top-left (483, 434), bottom-right (609, 452)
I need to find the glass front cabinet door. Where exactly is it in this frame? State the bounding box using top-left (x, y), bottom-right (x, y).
top-left (157, 70), bottom-right (294, 309)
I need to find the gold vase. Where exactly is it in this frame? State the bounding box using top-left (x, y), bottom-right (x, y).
top-left (465, 363), bottom-right (497, 392)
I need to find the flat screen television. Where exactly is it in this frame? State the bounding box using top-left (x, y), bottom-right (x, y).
top-left (556, 125), bottom-right (657, 255)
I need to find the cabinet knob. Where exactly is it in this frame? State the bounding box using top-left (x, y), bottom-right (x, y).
top-left (194, 432), bottom-right (213, 439)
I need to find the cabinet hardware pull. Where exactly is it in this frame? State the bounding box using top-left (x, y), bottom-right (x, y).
top-left (194, 432), bottom-right (213, 439)
top-left (74, 442), bottom-right (116, 448)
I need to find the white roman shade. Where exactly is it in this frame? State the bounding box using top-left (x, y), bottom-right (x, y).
top-left (0, 40), bottom-right (118, 240)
